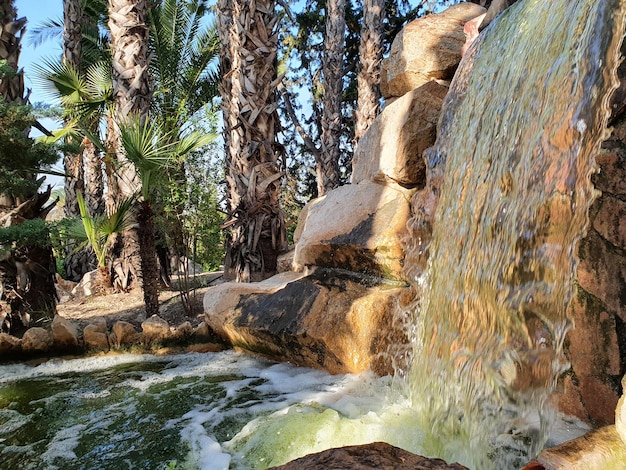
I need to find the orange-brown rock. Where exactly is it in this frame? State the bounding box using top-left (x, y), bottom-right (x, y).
top-left (0, 332), bottom-right (21, 356)
top-left (380, 3), bottom-right (485, 98)
top-left (205, 270), bottom-right (411, 375)
top-left (21, 327), bottom-right (52, 354)
top-left (293, 181), bottom-right (414, 282)
top-left (141, 315), bottom-right (170, 344)
top-left (51, 315), bottom-right (79, 351)
top-left (270, 442), bottom-right (469, 470)
top-left (112, 321), bottom-right (139, 347)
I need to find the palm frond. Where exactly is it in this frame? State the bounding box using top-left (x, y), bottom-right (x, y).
top-left (28, 18), bottom-right (64, 47)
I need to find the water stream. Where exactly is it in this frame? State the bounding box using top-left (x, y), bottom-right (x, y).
top-left (1, 0), bottom-right (625, 469)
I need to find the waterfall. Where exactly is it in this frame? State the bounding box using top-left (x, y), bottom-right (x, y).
top-left (403, 0), bottom-right (626, 467)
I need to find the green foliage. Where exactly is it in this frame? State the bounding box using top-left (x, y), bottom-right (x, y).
top-left (0, 98), bottom-right (59, 200)
top-left (0, 219), bottom-right (51, 258)
top-left (60, 192), bottom-right (135, 268)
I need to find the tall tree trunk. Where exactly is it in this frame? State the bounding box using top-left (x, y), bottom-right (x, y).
top-left (318, 0), bottom-right (346, 196)
top-left (219, 0), bottom-right (287, 282)
top-left (355, 0), bottom-right (384, 146)
top-left (107, 0), bottom-right (152, 293)
top-left (0, 2), bottom-right (57, 332)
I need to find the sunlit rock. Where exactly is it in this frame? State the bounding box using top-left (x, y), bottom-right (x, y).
top-left (380, 2), bottom-right (485, 99)
top-left (293, 181), bottom-right (414, 281)
top-left (111, 321), bottom-right (139, 347)
top-left (83, 324), bottom-right (109, 351)
top-left (21, 327), bottom-right (52, 354)
top-left (351, 81), bottom-right (447, 188)
top-left (141, 315), bottom-right (170, 344)
top-left (71, 269), bottom-right (99, 298)
top-left (205, 269), bottom-right (411, 375)
top-left (617, 375), bottom-right (626, 445)
top-left (271, 442), bottom-right (469, 469)
top-left (51, 315), bottom-right (79, 351)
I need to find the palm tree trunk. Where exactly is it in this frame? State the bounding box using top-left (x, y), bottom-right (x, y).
top-left (0, 1), bottom-right (25, 104)
top-left (136, 200), bottom-right (159, 317)
top-left (319, 0), bottom-right (346, 196)
top-left (219, 0), bottom-right (287, 282)
top-left (355, 0), bottom-right (384, 146)
top-left (107, 0), bottom-right (152, 292)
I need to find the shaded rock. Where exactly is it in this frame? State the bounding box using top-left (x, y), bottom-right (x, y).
top-left (55, 273), bottom-right (77, 303)
top-left (87, 316), bottom-right (108, 334)
top-left (21, 327), bottom-right (52, 354)
top-left (276, 247), bottom-right (295, 273)
top-left (173, 321), bottom-right (193, 341)
top-left (112, 321), bottom-right (139, 347)
top-left (52, 315), bottom-right (79, 351)
top-left (141, 315), bottom-right (170, 344)
top-left (381, 3), bottom-right (485, 98)
top-left (0, 332), bottom-right (21, 355)
top-left (193, 321), bottom-right (213, 341)
top-left (205, 269), bottom-right (411, 375)
top-left (352, 81), bottom-right (448, 188)
top-left (293, 181), bottom-right (414, 281)
top-left (83, 324), bottom-right (109, 351)
top-left (270, 442), bottom-right (469, 469)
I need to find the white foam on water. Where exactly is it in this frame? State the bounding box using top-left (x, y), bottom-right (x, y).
top-left (41, 424), bottom-right (87, 469)
top-left (178, 409), bottom-right (231, 470)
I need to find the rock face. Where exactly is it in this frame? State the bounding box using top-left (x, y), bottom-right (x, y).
top-left (380, 3), bottom-right (486, 99)
top-left (559, 138), bottom-right (626, 426)
top-left (293, 181), bottom-right (415, 282)
top-left (270, 442), bottom-right (469, 470)
top-left (351, 81), bottom-right (448, 188)
top-left (205, 270), bottom-right (410, 374)
top-left (21, 327), bottom-right (52, 354)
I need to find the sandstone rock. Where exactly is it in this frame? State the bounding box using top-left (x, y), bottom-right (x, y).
top-left (173, 321), bottom-right (193, 341)
top-left (71, 269), bottom-right (99, 298)
top-left (270, 442), bottom-right (469, 469)
top-left (141, 315), bottom-right (170, 344)
top-left (593, 147), bottom-right (626, 196)
top-left (0, 332), bottom-right (21, 355)
top-left (205, 269), bottom-right (411, 375)
top-left (527, 426), bottom-right (626, 470)
top-left (352, 81), bottom-right (448, 188)
top-left (52, 315), bottom-right (79, 351)
top-left (380, 3), bottom-right (485, 98)
top-left (276, 247), bottom-right (295, 273)
top-left (193, 321), bottom-right (213, 341)
top-left (617, 375), bottom-right (626, 445)
top-left (592, 194), bottom-right (626, 248)
top-left (83, 324), bottom-right (109, 351)
top-left (112, 321), bottom-right (139, 347)
top-left (293, 181), bottom-right (414, 281)
top-left (576, 229), bottom-right (626, 322)
top-left (55, 273), bottom-right (77, 303)
top-left (21, 327), bottom-right (52, 354)
top-left (87, 316), bottom-right (108, 334)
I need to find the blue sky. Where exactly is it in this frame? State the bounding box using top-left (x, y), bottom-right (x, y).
top-left (15, 0), bottom-right (62, 103)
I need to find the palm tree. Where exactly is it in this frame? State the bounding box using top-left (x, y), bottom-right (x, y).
top-left (355, 0), bottom-right (384, 146)
top-left (118, 117), bottom-right (214, 316)
top-left (147, 0), bottom-right (220, 270)
top-left (66, 191), bottom-right (134, 291)
top-left (319, 0), bottom-right (346, 196)
top-left (218, 0), bottom-right (287, 282)
top-left (107, 0), bottom-right (152, 292)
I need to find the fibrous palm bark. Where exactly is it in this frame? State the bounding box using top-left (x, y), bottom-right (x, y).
top-left (107, 0), bottom-right (152, 293)
top-left (219, 0), bottom-right (287, 282)
top-left (355, 0), bottom-right (384, 145)
top-left (319, 0), bottom-right (346, 196)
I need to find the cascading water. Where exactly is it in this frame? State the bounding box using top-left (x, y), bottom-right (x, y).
top-left (403, 0), bottom-right (625, 467)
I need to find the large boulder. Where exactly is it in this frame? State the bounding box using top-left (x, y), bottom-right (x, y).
top-left (293, 181), bottom-right (415, 281)
top-left (380, 3), bottom-right (485, 99)
top-left (270, 442), bottom-right (469, 470)
top-left (205, 270), bottom-right (411, 375)
top-left (351, 81), bottom-right (448, 188)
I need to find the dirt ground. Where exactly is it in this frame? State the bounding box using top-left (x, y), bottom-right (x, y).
top-left (56, 272), bottom-right (225, 331)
